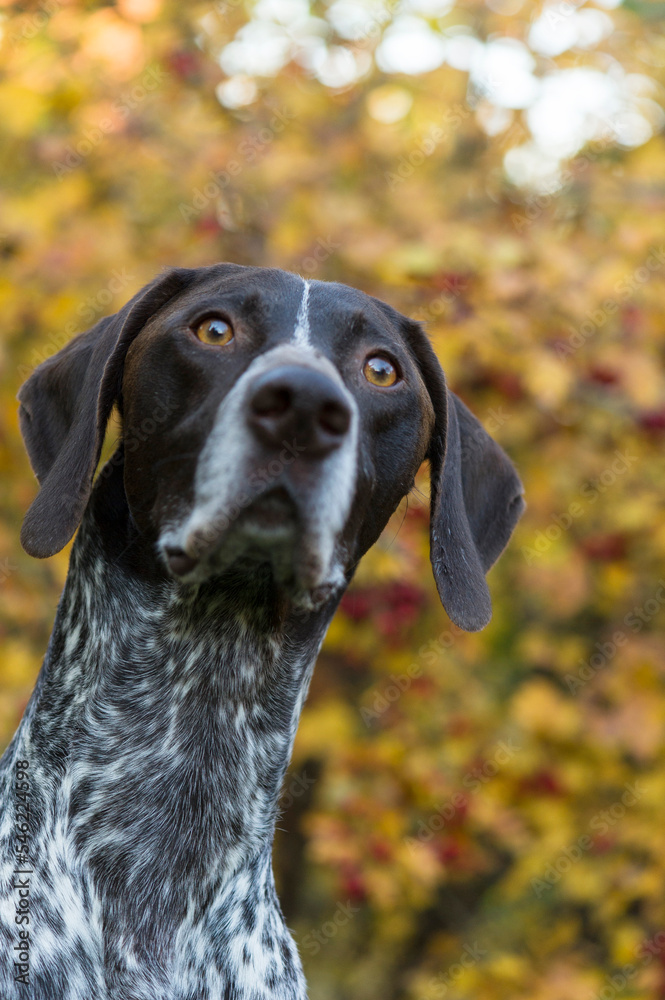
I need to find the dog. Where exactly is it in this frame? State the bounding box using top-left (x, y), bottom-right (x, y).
top-left (0, 264), bottom-right (524, 999)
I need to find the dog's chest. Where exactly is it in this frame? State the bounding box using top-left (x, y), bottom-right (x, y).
top-left (0, 546), bottom-right (317, 999)
top-left (0, 812), bottom-right (305, 999)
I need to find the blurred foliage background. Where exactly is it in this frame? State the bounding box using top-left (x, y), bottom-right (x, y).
top-left (2, 0), bottom-right (665, 997)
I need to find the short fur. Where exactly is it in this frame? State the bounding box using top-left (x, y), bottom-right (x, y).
top-left (0, 265), bottom-right (524, 999)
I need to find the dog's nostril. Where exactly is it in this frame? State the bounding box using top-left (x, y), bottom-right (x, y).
top-left (251, 385), bottom-right (291, 419)
top-left (318, 400), bottom-right (350, 436)
top-left (248, 366), bottom-right (352, 455)
top-left (165, 547), bottom-right (198, 576)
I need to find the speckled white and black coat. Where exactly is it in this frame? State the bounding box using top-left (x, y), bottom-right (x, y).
top-left (0, 473), bottom-right (332, 999)
top-left (0, 265), bottom-right (524, 999)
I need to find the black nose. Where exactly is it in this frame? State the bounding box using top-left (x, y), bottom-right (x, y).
top-left (248, 366), bottom-right (351, 458)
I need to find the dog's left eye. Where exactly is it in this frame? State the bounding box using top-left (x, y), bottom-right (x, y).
top-left (193, 317), bottom-right (234, 346)
top-left (363, 355), bottom-right (399, 387)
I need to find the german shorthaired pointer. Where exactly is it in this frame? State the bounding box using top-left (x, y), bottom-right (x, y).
top-left (0, 264), bottom-right (524, 999)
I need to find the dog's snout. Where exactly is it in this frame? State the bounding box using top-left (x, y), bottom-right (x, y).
top-left (248, 366), bottom-right (351, 457)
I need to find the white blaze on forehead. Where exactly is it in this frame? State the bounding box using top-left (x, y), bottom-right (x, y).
top-left (291, 280), bottom-right (311, 348)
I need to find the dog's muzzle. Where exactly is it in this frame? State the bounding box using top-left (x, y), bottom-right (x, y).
top-left (160, 346), bottom-right (359, 597)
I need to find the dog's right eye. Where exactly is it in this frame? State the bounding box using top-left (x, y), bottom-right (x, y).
top-left (193, 317), bottom-right (234, 346)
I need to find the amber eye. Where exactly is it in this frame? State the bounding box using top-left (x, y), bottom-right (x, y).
top-left (193, 316), bottom-right (234, 346)
top-left (363, 355), bottom-right (399, 387)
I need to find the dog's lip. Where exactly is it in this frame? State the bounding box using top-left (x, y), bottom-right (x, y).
top-left (164, 546), bottom-right (199, 576)
top-left (164, 487), bottom-right (300, 578)
top-left (238, 486), bottom-right (298, 532)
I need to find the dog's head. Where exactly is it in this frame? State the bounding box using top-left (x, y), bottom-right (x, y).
top-left (17, 264), bottom-right (524, 629)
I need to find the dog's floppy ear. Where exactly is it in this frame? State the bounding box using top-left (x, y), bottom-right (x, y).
top-left (18, 267), bottom-right (198, 559)
top-left (429, 390), bottom-right (525, 631)
top-left (399, 317), bottom-right (524, 631)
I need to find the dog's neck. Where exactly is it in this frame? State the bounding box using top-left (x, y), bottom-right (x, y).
top-left (23, 464), bottom-right (338, 992)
